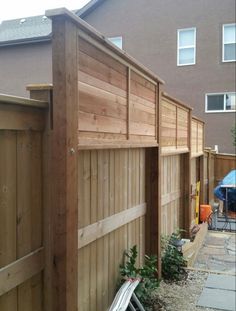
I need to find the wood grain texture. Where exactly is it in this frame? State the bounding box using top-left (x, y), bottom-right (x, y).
top-left (161, 94), bottom-right (190, 154)
top-left (0, 104), bottom-right (45, 131)
top-left (161, 155), bottom-right (183, 235)
top-left (0, 131), bottom-right (17, 310)
top-left (50, 17), bottom-right (79, 311)
top-left (0, 248), bottom-right (44, 297)
top-left (77, 149), bottom-right (146, 310)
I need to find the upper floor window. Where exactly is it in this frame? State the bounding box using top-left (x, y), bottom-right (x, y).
top-left (205, 92), bottom-right (236, 112)
top-left (223, 24), bottom-right (236, 62)
top-left (177, 28), bottom-right (196, 66)
top-left (108, 36), bottom-right (123, 49)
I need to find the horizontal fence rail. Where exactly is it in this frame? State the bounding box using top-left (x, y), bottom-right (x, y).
top-left (0, 248), bottom-right (44, 297)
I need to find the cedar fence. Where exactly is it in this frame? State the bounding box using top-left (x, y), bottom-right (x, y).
top-left (1, 8), bottom-right (231, 311)
top-left (204, 149), bottom-right (236, 204)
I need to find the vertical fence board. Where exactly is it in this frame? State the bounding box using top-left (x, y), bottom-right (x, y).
top-left (0, 131), bottom-right (17, 311)
top-left (90, 151), bottom-right (97, 311)
top-left (108, 150), bottom-right (115, 304)
top-left (17, 132), bottom-right (33, 311)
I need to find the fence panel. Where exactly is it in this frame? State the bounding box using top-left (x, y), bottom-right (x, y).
top-left (0, 95), bottom-right (47, 311)
top-left (161, 154), bottom-right (184, 235)
top-left (77, 148), bottom-right (146, 310)
top-left (214, 153), bottom-right (236, 184)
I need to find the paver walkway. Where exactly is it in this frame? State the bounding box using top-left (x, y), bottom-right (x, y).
top-left (194, 231), bottom-right (236, 274)
top-left (194, 231), bottom-right (236, 311)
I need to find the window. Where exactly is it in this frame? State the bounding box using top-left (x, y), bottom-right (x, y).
top-left (223, 24), bottom-right (236, 62)
top-left (205, 93), bottom-right (236, 112)
top-left (177, 28), bottom-right (196, 66)
top-left (108, 36), bottom-right (122, 49)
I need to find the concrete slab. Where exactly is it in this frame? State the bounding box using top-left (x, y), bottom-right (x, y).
top-left (197, 288), bottom-right (236, 311)
top-left (205, 274), bottom-right (236, 291)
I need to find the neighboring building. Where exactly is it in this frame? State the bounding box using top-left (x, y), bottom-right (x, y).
top-left (0, 0), bottom-right (235, 153)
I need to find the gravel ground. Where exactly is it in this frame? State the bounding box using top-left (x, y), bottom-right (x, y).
top-left (152, 270), bottom-right (219, 311)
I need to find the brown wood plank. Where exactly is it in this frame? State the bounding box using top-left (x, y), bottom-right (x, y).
top-left (130, 71), bottom-right (156, 102)
top-left (28, 85), bottom-right (53, 311)
top-left (79, 51), bottom-right (127, 91)
top-left (130, 106), bottom-right (155, 125)
top-left (79, 111), bottom-right (127, 134)
top-left (83, 152), bottom-right (91, 310)
top-left (79, 37), bottom-right (127, 75)
top-left (0, 248), bottom-right (44, 297)
top-left (78, 151), bottom-right (85, 311)
top-left (30, 132), bottom-right (43, 311)
top-left (130, 121), bottom-right (155, 136)
top-left (17, 131), bottom-right (33, 311)
top-left (108, 150), bottom-right (116, 304)
top-left (90, 150), bottom-right (97, 311)
top-left (50, 17), bottom-right (79, 311)
top-left (97, 151), bottom-right (104, 311)
top-left (0, 131), bottom-right (17, 310)
top-left (78, 71), bottom-right (126, 98)
top-left (103, 150), bottom-right (109, 309)
top-left (79, 82), bottom-right (127, 118)
top-left (0, 104), bottom-right (45, 131)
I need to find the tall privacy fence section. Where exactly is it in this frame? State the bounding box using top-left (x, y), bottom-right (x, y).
top-left (160, 93), bottom-right (205, 235)
top-left (0, 8), bottom-right (208, 311)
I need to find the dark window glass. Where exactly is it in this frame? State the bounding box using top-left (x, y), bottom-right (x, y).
top-left (207, 95), bottom-right (224, 111)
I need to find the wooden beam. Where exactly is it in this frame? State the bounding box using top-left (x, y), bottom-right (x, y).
top-left (0, 104), bottom-right (45, 131)
top-left (199, 155), bottom-right (204, 205)
top-left (78, 140), bottom-right (158, 150)
top-left (161, 190), bottom-right (181, 206)
top-left (0, 248), bottom-right (44, 297)
top-left (156, 85), bottom-right (162, 278)
top-left (78, 203), bottom-right (146, 249)
top-left (28, 84), bottom-right (53, 311)
top-left (127, 67), bottom-right (131, 140)
top-left (50, 16), bottom-right (79, 311)
top-left (161, 147), bottom-right (189, 156)
top-left (182, 109), bottom-right (192, 237)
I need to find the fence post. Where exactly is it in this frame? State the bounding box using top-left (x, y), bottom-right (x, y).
top-left (182, 110), bottom-right (192, 237)
top-left (46, 10), bottom-right (79, 311)
top-left (27, 84), bottom-right (53, 311)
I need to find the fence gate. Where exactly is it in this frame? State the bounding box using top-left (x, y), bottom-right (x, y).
top-left (0, 95), bottom-right (47, 311)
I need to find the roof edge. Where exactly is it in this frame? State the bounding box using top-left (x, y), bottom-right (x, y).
top-left (0, 35), bottom-right (51, 47)
top-left (76, 0), bottom-right (106, 17)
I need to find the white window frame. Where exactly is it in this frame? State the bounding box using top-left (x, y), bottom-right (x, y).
top-left (177, 27), bottom-right (196, 66)
top-left (108, 36), bottom-right (123, 49)
top-left (205, 92), bottom-right (236, 113)
top-left (222, 23), bottom-right (236, 62)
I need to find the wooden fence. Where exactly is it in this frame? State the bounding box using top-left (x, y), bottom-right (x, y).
top-left (160, 93), bottom-right (205, 235)
top-left (160, 93), bottom-right (191, 235)
top-left (204, 149), bottom-right (236, 204)
top-left (43, 8), bottom-right (163, 311)
top-left (0, 94), bottom-right (47, 311)
top-left (190, 117), bottom-right (205, 224)
top-left (0, 8), bottom-right (207, 311)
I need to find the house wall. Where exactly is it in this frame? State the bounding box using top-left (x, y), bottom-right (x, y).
top-left (83, 0), bottom-right (236, 154)
top-left (0, 42), bottom-right (52, 97)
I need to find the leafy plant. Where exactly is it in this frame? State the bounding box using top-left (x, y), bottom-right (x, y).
top-left (120, 245), bottom-right (160, 309)
top-left (161, 231), bottom-right (187, 281)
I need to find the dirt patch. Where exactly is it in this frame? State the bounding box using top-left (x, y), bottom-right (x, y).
top-left (151, 271), bottom-right (219, 311)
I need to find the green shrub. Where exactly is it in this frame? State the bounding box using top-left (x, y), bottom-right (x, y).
top-left (119, 245), bottom-right (160, 309)
top-left (161, 231), bottom-right (187, 281)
